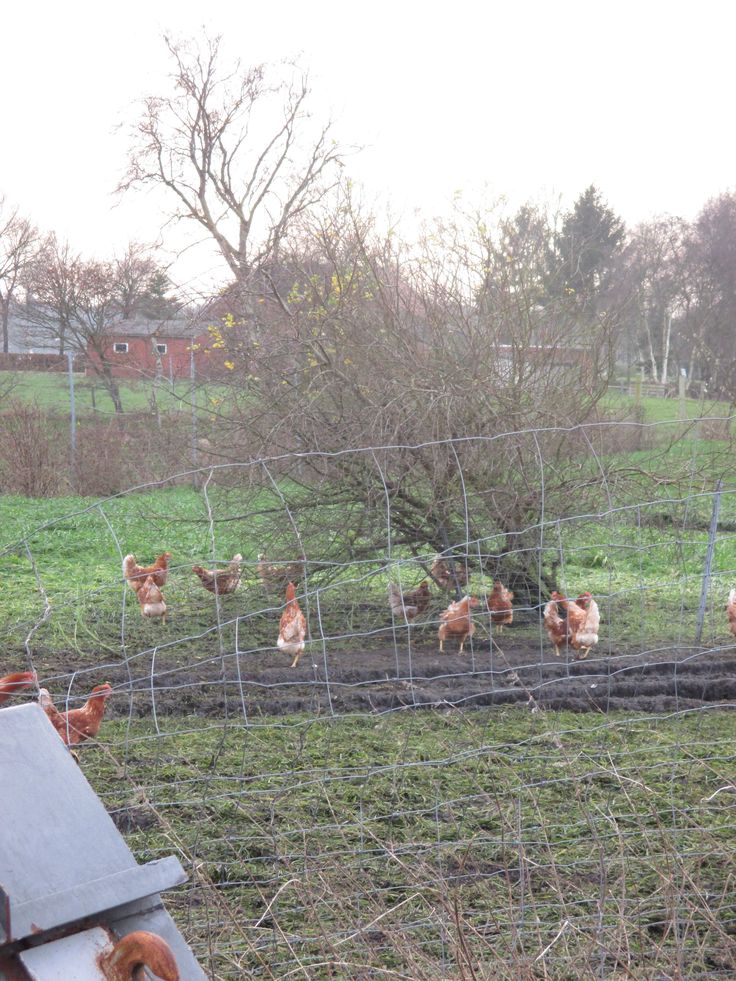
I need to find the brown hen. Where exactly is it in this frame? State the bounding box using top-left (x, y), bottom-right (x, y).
top-left (430, 555), bottom-right (469, 591)
top-left (99, 930), bottom-right (180, 981)
top-left (257, 553), bottom-right (306, 590)
top-left (192, 554), bottom-right (242, 595)
top-left (543, 591), bottom-right (570, 657)
top-left (123, 552), bottom-right (171, 592)
top-left (0, 670), bottom-right (36, 707)
top-left (277, 582), bottom-right (307, 668)
top-left (388, 580), bottom-right (431, 621)
top-left (569, 592), bottom-right (600, 658)
top-left (438, 595), bottom-right (480, 653)
top-left (137, 575), bottom-right (167, 621)
top-left (38, 683), bottom-right (113, 745)
top-left (487, 580), bottom-right (514, 632)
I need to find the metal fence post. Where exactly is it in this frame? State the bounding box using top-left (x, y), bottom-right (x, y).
top-left (190, 346), bottom-right (198, 487)
top-left (66, 350), bottom-right (76, 488)
top-left (695, 479), bottom-right (723, 646)
top-left (678, 371), bottom-right (687, 421)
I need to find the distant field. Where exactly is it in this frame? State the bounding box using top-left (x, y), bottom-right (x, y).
top-left (3, 368), bottom-right (735, 427)
top-left (2, 369), bottom-right (201, 415)
top-left (602, 389), bottom-right (734, 425)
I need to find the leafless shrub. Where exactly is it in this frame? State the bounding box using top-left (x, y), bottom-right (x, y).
top-left (0, 404), bottom-right (200, 499)
top-left (200, 191), bottom-right (702, 601)
top-left (0, 400), bottom-right (64, 496)
top-left (74, 414), bottom-right (193, 496)
top-left (699, 417), bottom-right (733, 441)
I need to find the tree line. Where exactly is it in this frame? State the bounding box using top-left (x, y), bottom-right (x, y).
top-left (0, 36), bottom-right (733, 399)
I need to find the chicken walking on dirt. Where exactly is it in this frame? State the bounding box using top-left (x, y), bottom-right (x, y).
top-left (487, 580), bottom-right (514, 632)
top-left (388, 580), bottom-right (431, 621)
top-left (570, 591), bottom-right (600, 658)
top-left (727, 589), bottom-right (736, 637)
top-left (0, 670), bottom-right (36, 707)
top-left (38, 683), bottom-right (113, 746)
top-left (257, 553), bottom-right (307, 590)
top-left (277, 582), bottom-right (307, 668)
top-left (136, 575), bottom-right (167, 622)
top-left (544, 590), bottom-right (599, 658)
top-left (544, 591), bottom-right (572, 657)
top-left (123, 552), bottom-right (172, 592)
top-left (438, 595), bottom-right (479, 653)
top-left (192, 553), bottom-right (242, 595)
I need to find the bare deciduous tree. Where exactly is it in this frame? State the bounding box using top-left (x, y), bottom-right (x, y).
top-left (623, 217), bottom-right (689, 386)
top-left (0, 199), bottom-right (40, 354)
top-left (25, 240), bottom-right (173, 413)
top-left (23, 234), bottom-right (77, 356)
top-left (120, 35), bottom-right (346, 301)
top-left (113, 241), bottom-right (161, 319)
top-left (682, 192), bottom-right (736, 398)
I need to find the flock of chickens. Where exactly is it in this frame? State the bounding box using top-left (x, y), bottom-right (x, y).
top-left (390, 566), bottom-right (601, 659)
top-left (4, 546), bottom-right (690, 754)
top-left (120, 549), bottom-right (602, 660)
top-left (0, 559), bottom-right (734, 780)
top-left (122, 550), bottom-right (308, 667)
top-left (122, 551), bottom-right (244, 622)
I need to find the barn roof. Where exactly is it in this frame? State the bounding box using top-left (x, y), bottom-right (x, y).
top-left (102, 317), bottom-right (203, 339)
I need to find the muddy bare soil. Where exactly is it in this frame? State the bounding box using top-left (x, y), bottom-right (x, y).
top-left (43, 630), bottom-right (736, 720)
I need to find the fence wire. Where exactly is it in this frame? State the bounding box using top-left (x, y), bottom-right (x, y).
top-left (3, 424), bottom-right (736, 979)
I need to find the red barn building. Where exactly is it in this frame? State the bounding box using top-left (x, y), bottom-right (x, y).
top-left (85, 320), bottom-right (220, 381)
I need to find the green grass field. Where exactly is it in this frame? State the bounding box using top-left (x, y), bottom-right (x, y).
top-left (79, 706), bottom-right (736, 978)
top-left (2, 368), bottom-right (232, 419)
top-left (3, 378), bottom-right (736, 977)
top-left (3, 369), bottom-right (734, 424)
top-left (2, 481), bottom-right (736, 669)
top-left (2, 469), bottom-right (736, 695)
top-left (603, 389), bottom-right (734, 425)
top-left (4, 369), bottom-right (196, 414)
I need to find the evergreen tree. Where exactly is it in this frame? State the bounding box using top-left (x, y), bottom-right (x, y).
top-left (553, 185), bottom-right (625, 302)
top-left (140, 269), bottom-right (180, 320)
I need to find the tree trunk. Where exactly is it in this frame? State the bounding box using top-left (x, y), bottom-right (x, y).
top-left (660, 310), bottom-right (672, 386)
top-left (1, 299), bottom-right (9, 355)
top-left (645, 314), bottom-right (658, 381)
top-left (106, 375), bottom-right (124, 413)
top-left (93, 357), bottom-right (124, 413)
top-left (687, 351), bottom-right (696, 386)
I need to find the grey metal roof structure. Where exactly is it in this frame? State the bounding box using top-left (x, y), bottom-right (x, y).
top-left (0, 704), bottom-right (208, 979)
top-left (6, 312), bottom-right (64, 354)
top-left (5, 302), bottom-right (207, 354)
top-left (96, 318), bottom-right (202, 339)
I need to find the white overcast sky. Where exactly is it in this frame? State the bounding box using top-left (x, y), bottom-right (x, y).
top-left (2, 0), bottom-right (734, 289)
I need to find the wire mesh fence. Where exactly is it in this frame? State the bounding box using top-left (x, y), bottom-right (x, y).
top-left (3, 423), bottom-right (736, 978)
